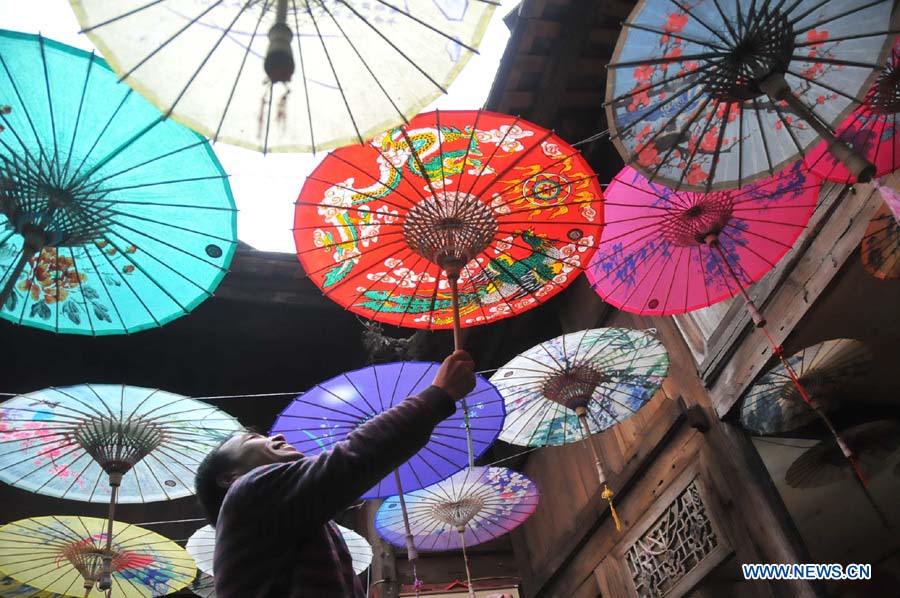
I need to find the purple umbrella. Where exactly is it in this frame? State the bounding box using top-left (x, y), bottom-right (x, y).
top-left (269, 361), bottom-right (506, 499)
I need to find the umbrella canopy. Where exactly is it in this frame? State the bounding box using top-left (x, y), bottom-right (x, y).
top-left (490, 328), bottom-right (669, 447)
top-left (861, 203), bottom-right (900, 279)
top-left (785, 420), bottom-right (900, 488)
top-left (269, 361), bottom-right (505, 499)
top-left (70, 1), bottom-right (496, 153)
top-left (294, 109), bottom-right (603, 332)
top-left (0, 384), bottom-right (242, 503)
top-left (740, 338), bottom-right (873, 436)
top-left (805, 39), bottom-right (900, 184)
top-left (606, 0), bottom-right (897, 191)
top-left (0, 573), bottom-right (65, 598)
top-left (374, 466), bottom-right (538, 552)
top-left (0, 515), bottom-right (194, 598)
top-left (189, 574), bottom-right (215, 598)
top-left (186, 522), bottom-right (372, 577)
top-left (0, 30), bottom-right (237, 335)
top-left (585, 163), bottom-right (818, 317)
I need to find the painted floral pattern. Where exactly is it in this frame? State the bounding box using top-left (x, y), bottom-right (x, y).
top-left (375, 466), bottom-right (539, 551)
top-left (491, 328), bottom-right (669, 447)
top-left (607, 0), bottom-right (893, 190)
top-left (585, 163), bottom-right (817, 316)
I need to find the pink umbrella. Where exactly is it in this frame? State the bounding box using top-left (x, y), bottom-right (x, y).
top-left (805, 39), bottom-right (900, 222)
top-left (585, 164), bottom-right (873, 489)
top-left (585, 162), bottom-right (818, 318)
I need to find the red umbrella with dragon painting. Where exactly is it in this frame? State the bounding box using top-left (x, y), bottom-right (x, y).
top-left (294, 109), bottom-right (604, 346)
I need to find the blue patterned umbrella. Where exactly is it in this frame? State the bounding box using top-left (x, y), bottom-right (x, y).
top-left (0, 30), bottom-right (237, 334)
top-left (490, 327), bottom-right (668, 530)
top-left (606, 0), bottom-right (897, 190)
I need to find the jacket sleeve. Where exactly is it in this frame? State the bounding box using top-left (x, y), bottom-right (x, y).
top-left (226, 385), bottom-right (455, 529)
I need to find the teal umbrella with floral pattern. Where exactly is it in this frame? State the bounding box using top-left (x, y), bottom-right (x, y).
top-left (0, 30), bottom-right (236, 334)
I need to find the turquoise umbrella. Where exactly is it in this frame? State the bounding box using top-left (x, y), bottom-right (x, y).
top-left (0, 30), bottom-right (237, 334)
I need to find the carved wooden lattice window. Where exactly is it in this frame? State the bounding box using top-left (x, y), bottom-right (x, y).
top-left (625, 481), bottom-right (718, 597)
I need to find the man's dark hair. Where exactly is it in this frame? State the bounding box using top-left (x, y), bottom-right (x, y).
top-left (195, 435), bottom-right (239, 527)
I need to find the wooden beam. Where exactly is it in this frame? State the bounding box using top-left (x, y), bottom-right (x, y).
top-left (703, 177), bottom-right (887, 417)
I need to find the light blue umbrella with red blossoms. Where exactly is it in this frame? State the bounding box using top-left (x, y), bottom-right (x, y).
top-left (606, 0), bottom-right (897, 191)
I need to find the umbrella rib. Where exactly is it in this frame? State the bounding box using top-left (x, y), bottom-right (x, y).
top-left (332, 0), bottom-right (450, 94)
top-left (214, 0), bottom-right (271, 144)
top-left (767, 97), bottom-right (806, 158)
top-left (317, 0), bottom-right (410, 125)
top-left (750, 97), bottom-right (776, 176)
top-left (703, 101), bottom-right (733, 192)
top-left (288, 0), bottom-right (318, 153)
top-left (605, 60), bottom-right (719, 106)
top-left (674, 97), bottom-right (721, 191)
top-left (83, 139), bottom-right (213, 188)
top-left (709, 0), bottom-right (740, 42)
top-left (12, 247), bottom-right (45, 325)
top-left (98, 205), bottom-right (237, 245)
top-left (453, 110), bottom-right (485, 199)
top-left (649, 94), bottom-right (715, 188)
top-left (784, 67), bottom-right (868, 103)
top-left (0, 55), bottom-right (54, 168)
top-left (790, 54), bottom-right (884, 71)
top-left (37, 36), bottom-right (61, 182)
top-left (321, 147), bottom-right (424, 207)
top-left (465, 128), bottom-right (556, 201)
top-left (115, 1), bottom-right (227, 82)
top-left (305, 1), bottom-right (363, 145)
top-left (610, 52), bottom-right (723, 69)
top-left (373, 0), bottom-right (484, 52)
top-left (790, 0), bottom-right (888, 33)
top-left (623, 21), bottom-right (726, 50)
top-left (664, 0), bottom-right (733, 46)
top-left (80, 236), bottom-right (149, 330)
top-left (392, 254), bottom-right (441, 331)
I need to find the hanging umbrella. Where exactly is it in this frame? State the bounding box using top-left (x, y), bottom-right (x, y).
top-left (0, 30), bottom-right (237, 335)
top-left (185, 522), bottom-right (372, 577)
top-left (0, 384), bottom-right (241, 591)
top-left (69, 0), bottom-right (497, 153)
top-left (293, 109), bottom-right (604, 348)
top-left (585, 164), bottom-right (818, 318)
top-left (804, 38), bottom-right (900, 221)
top-left (189, 574), bottom-right (215, 598)
top-left (270, 361), bottom-right (505, 499)
top-left (740, 338), bottom-right (873, 436)
top-left (0, 572), bottom-right (65, 598)
top-left (606, 0), bottom-right (898, 191)
top-left (375, 466), bottom-right (538, 598)
top-left (786, 420), bottom-right (900, 488)
top-left (861, 203), bottom-right (900, 279)
top-left (270, 360), bottom-right (505, 593)
top-left (0, 515), bottom-right (195, 598)
top-left (489, 327), bottom-right (668, 530)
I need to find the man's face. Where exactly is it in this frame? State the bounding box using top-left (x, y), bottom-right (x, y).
top-left (217, 432), bottom-right (304, 484)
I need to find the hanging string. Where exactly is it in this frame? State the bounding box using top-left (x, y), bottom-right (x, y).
top-left (571, 129), bottom-right (610, 148)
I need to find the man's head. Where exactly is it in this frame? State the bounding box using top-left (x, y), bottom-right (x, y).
top-left (195, 431), bottom-right (303, 525)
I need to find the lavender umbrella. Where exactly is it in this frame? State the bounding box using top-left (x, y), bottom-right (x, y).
top-left (375, 466), bottom-right (538, 598)
top-left (269, 361), bottom-right (506, 499)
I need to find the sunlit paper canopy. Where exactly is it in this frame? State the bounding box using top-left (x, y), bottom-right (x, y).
top-left (0, 516), bottom-right (194, 598)
top-left (740, 339), bottom-right (873, 436)
top-left (862, 203), bottom-right (900, 279)
top-left (606, 0), bottom-right (897, 191)
top-left (786, 420), bottom-right (900, 488)
top-left (0, 30), bottom-right (237, 335)
top-left (375, 466), bottom-right (538, 551)
top-left (270, 361), bottom-right (505, 498)
top-left (0, 572), bottom-right (65, 598)
top-left (585, 164), bottom-right (818, 317)
top-left (70, 1), bottom-right (496, 153)
top-left (294, 109), bottom-right (603, 330)
top-left (490, 328), bottom-right (668, 447)
top-left (186, 523), bottom-right (372, 577)
top-left (0, 384), bottom-right (242, 502)
top-left (806, 39), bottom-right (900, 184)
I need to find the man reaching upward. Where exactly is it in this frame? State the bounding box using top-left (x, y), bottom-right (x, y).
top-left (194, 350), bottom-right (476, 597)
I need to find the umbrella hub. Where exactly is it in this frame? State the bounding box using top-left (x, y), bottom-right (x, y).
top-left (705, 8), bottom-right (794, 102)
top-left (62, 544), bottom-right (120, 586)
top-left (403, 192), bottom-right (497, 277)
top-left (542, 364), bottom-right (608, 410)
top-left (71, 416), bottom-right (164, 478)
top-left (661, 192), bottom-right (734, 246)
top-left (0, 170), bottom-right (109, 248)
top-left (867, 53), bottom-right (900, 114)
top-left (432, 496), bottom-right (484, 528)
